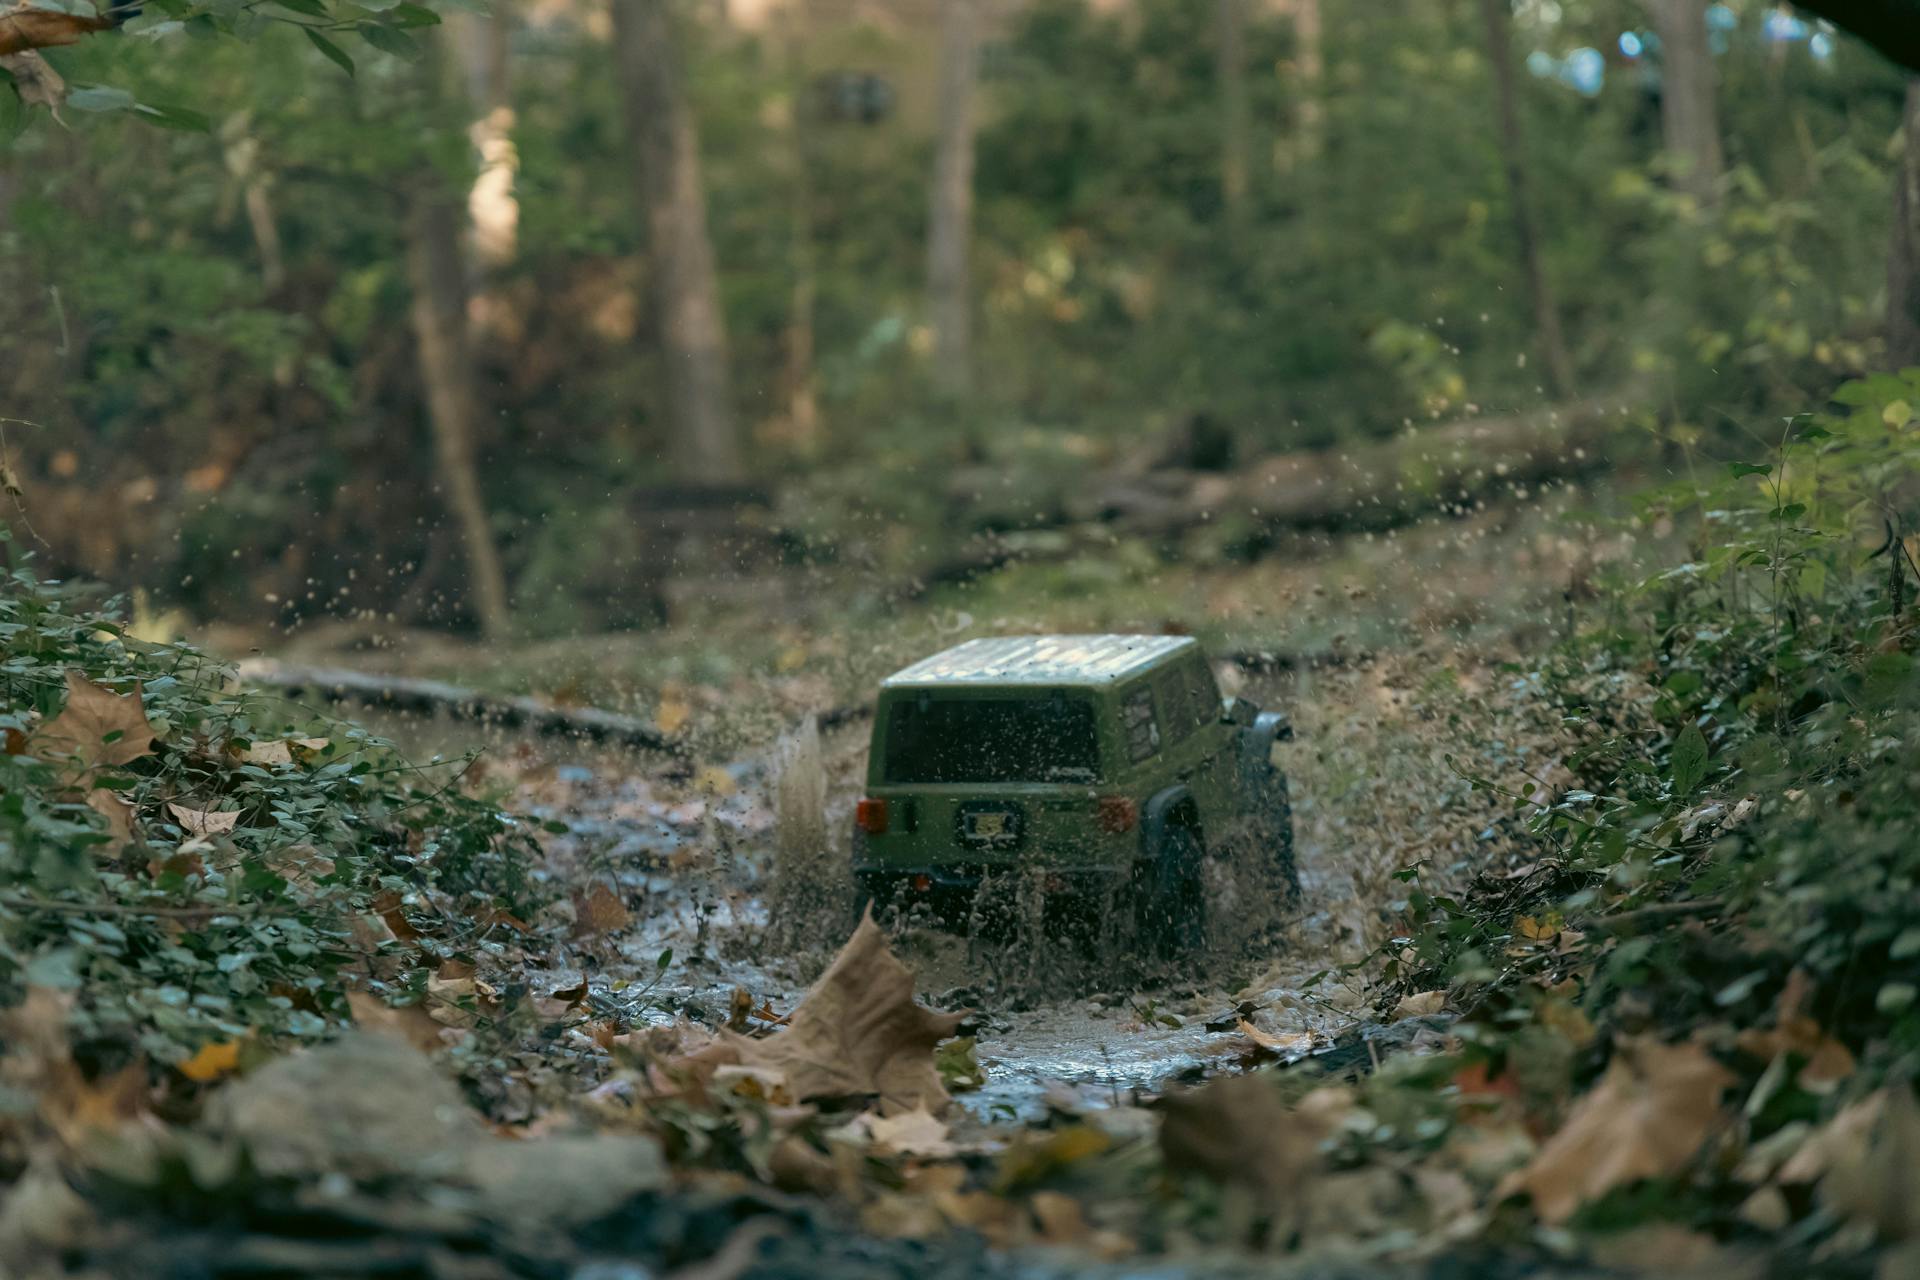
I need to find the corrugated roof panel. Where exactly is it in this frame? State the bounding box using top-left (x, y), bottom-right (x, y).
top-left (882, 634), bottom-right (1196, 686)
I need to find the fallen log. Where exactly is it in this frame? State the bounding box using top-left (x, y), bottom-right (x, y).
top-left (1086, 396), bottom-right (1630, 536)
top-left (236, 660), bottom-right (680, 754)
top-left (923, 396), bottom-right (1634, 589)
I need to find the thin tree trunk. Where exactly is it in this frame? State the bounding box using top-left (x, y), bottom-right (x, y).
top-left (1293, 0), bottom-right (1323, 161)
top-left (1892, 81), bottom-right (1920, 369)
top-left (927, 0), bottom-right (980, 400)
top-left (611, 0), bottom-right (741, 483)
top-left (1216, 0), bottom-right (1250, 241)
top-left (222, 130), bottom-right (286, 292)
top-left (1477, 0), bottom-right (1576, 400)
top-left (405, 183), bottom-right (513, 639)
top-left (777, 2), bottom-right (819, 449)
top-left (1650, 0), bottom-right (1725, 209)
top-left (455, 1), bottom-right (518, 268)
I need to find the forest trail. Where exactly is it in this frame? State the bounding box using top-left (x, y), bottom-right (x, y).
top-left (435, 643), bottom-right (1552, 1127)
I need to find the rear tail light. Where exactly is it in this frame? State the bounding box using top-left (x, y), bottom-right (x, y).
top-left (912, 874), bottom-right (933, 893)
top-left (1095, 795), bottom-right (1138, 834)
top-left (856, 797), bottom-right (889, 835)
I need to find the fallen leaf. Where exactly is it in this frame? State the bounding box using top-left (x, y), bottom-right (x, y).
top-left (573, 882), bottom-right (631, 936)
top-left (32, 671), bottom-right (155, 773)
top-left (0, 4), bottom-right (114, 56)
top-left (1733, 969), bottom-right (1855, 1090)
top-left (85, 788), bottom-right (135, 849)
top-left (1393, 990), bottom-right (1448, 1020)
top-left (1, 988), bottom-right (150, 1149)
top-left (166, 803), bottom-right (239, 837)
top-left (689, 908), bottom-right (965, 1113)
top-left (1819, 1083), bottom-right (1920, 1243)
top-left (1495, 1035), bottom-right (1735, 1224)
top-left (1236, 1018), bottom-right (1321, 1057)
top-left (0, 50), bottom-right (63, 110)
top-left (176, 1040), bottom-right (243, 1083)
top-left (1159, 1076), bottom-right (1350, 1219)
top-left (868, 1106), bottom-right (954, 1158)
top-left (238, 740), bottom-right (293, 767)
top-left (1028, 1190), bottom-right (1089, 1244)
top-left (345, 991), bottom-right (448, 1054)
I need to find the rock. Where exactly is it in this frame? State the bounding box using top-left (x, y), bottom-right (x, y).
top-left (212, 1032), bottom-right (477, 1181)
top-left (462, 1133), bottom-right (667, 1230)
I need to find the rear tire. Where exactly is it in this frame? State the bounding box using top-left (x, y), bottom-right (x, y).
top-left (1137, 823), bottom-right (1206, 957)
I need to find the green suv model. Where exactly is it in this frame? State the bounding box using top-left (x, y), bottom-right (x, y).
top-left (851, 635), bottom-right (1296, 951)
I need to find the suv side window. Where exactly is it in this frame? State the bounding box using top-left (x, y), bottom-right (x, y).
top-left (1121, 685), bottom-right (1161, 762)
top-left (1156, 668), bottom-right (1202, 743)
top-left (1185, 660), bottom-right (1223, 725)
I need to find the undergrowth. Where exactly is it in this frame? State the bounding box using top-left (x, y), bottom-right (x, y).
top-left (0, 540), bottom-right (545, 1071)
top-left (1372, 371), bottom-right (1920, 1229)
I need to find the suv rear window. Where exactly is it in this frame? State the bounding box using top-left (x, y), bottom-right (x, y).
top-left (883, 696), bottom-right (1100, 784)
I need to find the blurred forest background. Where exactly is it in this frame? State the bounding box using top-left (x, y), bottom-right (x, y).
top-left (2, 0), bottom-right (1915, 656)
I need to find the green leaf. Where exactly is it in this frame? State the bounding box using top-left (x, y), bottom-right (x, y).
top-left (1726, 462), bottom-right (1772, 479)
top-left (357, 22), bottom-right (419, 58)
top-left (134, 102), bottom-right (212, 132)
top-left (387, 3), bottom-right (441, 26)
top-left (66, 86), bottom-right (138, 113)
top-left (272, 0), bottom-right (328, 15)
top-left (304, 27), bottom-right (355, 75)
top-left (1671, 724), bottom-right (1709, 796)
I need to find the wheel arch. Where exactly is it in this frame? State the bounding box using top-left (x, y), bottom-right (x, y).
top-left (1142, 784), bottom-right (1202, 859)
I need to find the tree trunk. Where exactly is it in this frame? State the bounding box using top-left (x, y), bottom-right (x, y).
top-left (1292, 0), bottom-right (1323, 161)
top-left (1890, 82), bottom-right (1920, 369)
top-left (1650, 0), bottom-right (1725, 209)
top-left (777, 2), bottom-right (819, 449)
top-left (611, 0), bottom-right (741, 483)
top-left (1216, 0), bottom-right (1250, 240)
top-left (455, 1), bottom-right (518, 268)
top-left (405, 182), bottom-right (513, 639)
top-left (1477, 0), bottom-right (1576, 400)
top-left (927, 0), bottom-right (980, 399)
top-left (221, 130), bottom-right (286, 293)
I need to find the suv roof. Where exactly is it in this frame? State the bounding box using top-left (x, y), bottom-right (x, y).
top-left (881, 634), bottom-right (1197, 688)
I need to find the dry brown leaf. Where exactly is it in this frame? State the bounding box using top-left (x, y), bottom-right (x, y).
top-left (0, 50), bottom-right (63, 110)
top-left (1819, 1084), bottom-right (1920, 1243)
top-left (1, 987), bottom-right (150, 1149)
top-left (1733, 970), bottom-right (1856, 1090)
top-left (1235, 1018), bottom-right (1321, 1057)
top-left (166, 803), bottom-right (239, 837)
top-left (1028, 1190), bottom-right (1089, 1244)
top-left (1496, 1035), bottom-right (1735, 1224)
top-left (239, 740), bottom-right (293, 767)
top-left (345, 991), bottom-right (448, 1054)
top-left (573, 883), bottom-right (631, 936)
top-left (33, 671), bottom-right (155, 773)
top-left (1159, 1075), bottom-right (1350, 1218)
top-left (868, 1106), bottom-right (954, 1158)
top-left (85, 788), bottom-right (135, 849)
top-left (1393, 990), bottom-right (1448, 1020)
top-left (691, 909), bottom-right (965, 1113)
top-left (0, 4), bottom-right (114, 56)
